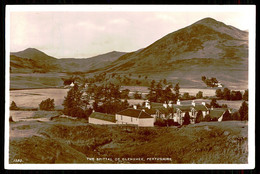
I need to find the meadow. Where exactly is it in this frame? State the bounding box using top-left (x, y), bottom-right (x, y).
top-left (10, 88), bottom-right (244, 111)
top-left (9, 118), bottom-right (248, 164)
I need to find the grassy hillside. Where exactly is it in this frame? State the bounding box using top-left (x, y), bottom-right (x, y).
top-left (9, 119), bottom-right (248, 164)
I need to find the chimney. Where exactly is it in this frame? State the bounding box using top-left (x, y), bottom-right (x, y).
top-left (202, 102), bottom-right (206, 106)
top-left (163, 103), bottom-right (167, 108)
top-left (191, 100), bottom-right (195, 106)
top-left (133, 105), bottom-right (137, 109)
top-left (145, 100), bottom-right (150, 108)
top-left (177, 99), bottom-right (181, 105)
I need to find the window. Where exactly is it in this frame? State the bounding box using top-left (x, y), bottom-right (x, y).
top-left (131, 117), bottom-right (133, 122)
top-left (121, 115), bottom-right (123, 120)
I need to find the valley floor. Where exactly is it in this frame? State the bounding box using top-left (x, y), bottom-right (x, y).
top-left (9, 116), bottom-right (248, 164)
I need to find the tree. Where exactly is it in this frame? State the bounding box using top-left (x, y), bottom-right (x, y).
top-left (210, 98), bottom-right (220, 108)
top-left (163, 78), bottom-right (167, 85)
top-left (215, 89), bottom-right (223, 99)
top-left (223, 88), bottom-right (231, 100)
top-left (183, 112), bottom-right (190, 125)
top-left (39, 98), bottom-right (55, 111)
top-left (63, 83), bottom-right (89, 117)
top-left (230, 91), bottom-right (242, 100)
top-left (147, 80), bottom-right (156, 102)
top-left (133, 91), bottom-right (142, 99)
top-left (10, 101), bottom-right (19, 110)
top-left (239, 101), bottom-right (248, 121)
top-left (231, 111), bottom-right (240, 120)
top-left (222, 111), bottom-right (232, 121)
top-left (120, 89), bottom-right (130, 99)
top-left (195, 110), bottom-right (203, 123)
top-left (201, 76), bottom-right (206, 82)
top-left (182, 92), bottom-right (190, 100)
top-left (243, 89), bottom-right (248, 101)
top-left (196, 91), bottom-right (203, 99)
top-left (174, 83), bottom-right (180, 99)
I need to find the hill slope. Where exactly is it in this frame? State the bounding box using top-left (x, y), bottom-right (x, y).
top-left (99, 17), bottom-right (248, 88)
top-left (10, 48), bottom-right (126, 73)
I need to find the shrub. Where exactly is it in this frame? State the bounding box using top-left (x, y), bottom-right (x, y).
top-left (69, 107), bottom-right (87, 118)
top-left (183, 112), bottom-right (190, 125)
top-left (154, 118), bottom-right (167, 127)
top-left (195, 110), bottom-right (203, 123)
top-left (222, 111), bottom-right (232, 121)
top-left (166, 119), bottom-right (180, 126)
top-left (10, 101), bottom-right (19, 110)
top-left (203, 115), bottom-right (211, 122)
top-left (39, 98), bottom-right (55, 111)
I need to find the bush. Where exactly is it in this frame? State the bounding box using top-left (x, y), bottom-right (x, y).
top-left (69, 107), bottom-right (87, 118)
top-left (154, 118), bottom-right (167, 127)
top-left (195, 110), bottom-right (203, 123)
top-left (183, 112), bottom-right (190, 125)
top-left (10, 101), bottom-right (19, 110)
top-left (39, 98), bottom-right (55, 111)
top-left (203, 115), bottom-right (211, 122)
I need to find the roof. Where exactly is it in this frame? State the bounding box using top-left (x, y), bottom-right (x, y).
top-left (173, 104), bottom-right (193, 112)
top-left (150, 102), bottom-right (164, 108)
top-left (89, 112), bottom-right (116, 123)
top-left (144, 108), bottom-right (157, 115)
top-left (209, 109), bottom-right (228, 118)
top-left (116, 108), bottom-right (153, 119)
top-left (194, 104), bottom-right (208, 111)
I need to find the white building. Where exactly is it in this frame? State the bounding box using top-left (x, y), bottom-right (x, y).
top-left (116, 108), bottom-right (154, 127)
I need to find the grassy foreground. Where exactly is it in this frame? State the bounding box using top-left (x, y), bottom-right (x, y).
top-left (9, 119), bottom-right (248, 164)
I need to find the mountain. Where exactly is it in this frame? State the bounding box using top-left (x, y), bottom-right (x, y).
top-left (57, 51), bottom-right (126, 72)
top-left (10, 48), bottom-right (126, 73)
top-left (96, 17), bottom-right (248, 88)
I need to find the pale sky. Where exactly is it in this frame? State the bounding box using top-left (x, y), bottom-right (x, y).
top-left (9, 7), bottom-right (253, 58)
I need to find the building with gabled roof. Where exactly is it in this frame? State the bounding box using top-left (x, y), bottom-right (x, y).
top-left (89, 112), bottom-right (117, 125)
top-left (116, 108), bottom-right (154, 127)
top-left (209, 108), bottom-right (230, 122)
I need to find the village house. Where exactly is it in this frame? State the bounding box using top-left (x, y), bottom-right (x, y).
top-left (209, 108), bottom-right (230, 121)
top-left (116, 108), bottom-right (154, 127)
top-left (143, 99), bottom-right (209, 125)
top-left (89, 108), bottom-right (154, 127)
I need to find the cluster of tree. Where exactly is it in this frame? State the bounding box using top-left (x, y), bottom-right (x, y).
top-left (63, 83), bottom-right (92, 118)
top-left (216, 88), bottom-right (248, 101)
top-left (180, 92), bottom-right (196, 100)
top-left (85, 83), bottom-right (130, 114)
top-left (201, 76), bottom-right (219, 87)
top-left (133, 91), bottom-right (142, 99)
top-left (39, 98), bottom-right (55, 111)
top-left (146, 80), bottom-right (180, 104)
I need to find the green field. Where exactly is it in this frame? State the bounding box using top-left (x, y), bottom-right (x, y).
top-left (9, 118), bottom-right (248, 164)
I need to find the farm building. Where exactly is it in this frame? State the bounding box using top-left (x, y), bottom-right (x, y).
top-left (89, 112), bottom-right (117, 125)
top-left (144, 99), bottom-right (209, 125)
top-left (116, 108), bottom-right (154, 127)
top-left (209, 108), bottom-right (230, 122)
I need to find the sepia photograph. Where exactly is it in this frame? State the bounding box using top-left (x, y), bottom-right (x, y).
top-left (5, 5), bottom-right (255, 169)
